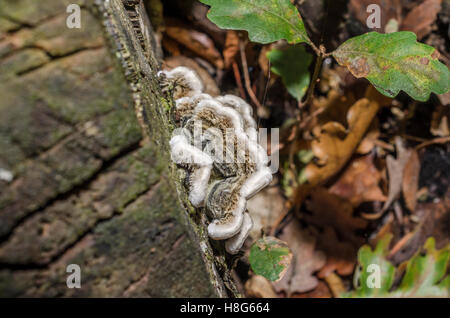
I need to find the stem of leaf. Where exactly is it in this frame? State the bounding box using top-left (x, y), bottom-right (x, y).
top-left (309, 41), bottom-right (322, 56)
top-left (302, 48), bottom-right (324, 107)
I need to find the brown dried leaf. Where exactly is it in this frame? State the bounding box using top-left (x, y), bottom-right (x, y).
top-left (246, 180), bottom-right (286, 240)
top-left (430, 104), bottom-right (450, 137)
top-left (305, 187), bottom-right (368, 245)
top-left (401, 0), bottom-right (442, 40)
top-left (165, 25), bottom-right (224, 69)
top-left (272, 220), bottom-right (326, 295)
top-left (329, 154), bottom-right (387, 207)
top-left (438, 92), bottom-right (450, 106)
top-left (245, 275), bottom-right (278, 298)
top-left (389, 199), bottom-right (449, 264)
top-left (317, 227), bottom-right (357, 278)
top-left (223, 30), bottom-right (239, 69)
top-left (402, 150), bottom-right (420, 211)
top-left (305, 96), bottom-right (380, 186)
top-left (293, 281), bottom-right (332, 298)
top-left (311, 89), bottom-right (357, 135)
top-left (382, 137), bottom-right (412, 212)
top-left (319, 63), bottom-right (344, 93)
top-left (323, 272), bottom-right (346, 297)
top-left (356, 120), bottom-right (379, 154)
top-left (258, 44), bottom-right (272, 77)
top-left (161, 37), bottom-right (181, 56)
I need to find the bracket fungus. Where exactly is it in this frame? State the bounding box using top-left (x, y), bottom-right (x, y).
top-left (160, 67), bottom-right (273, 254)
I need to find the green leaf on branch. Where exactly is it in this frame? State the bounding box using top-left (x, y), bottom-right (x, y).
top-left (343, 234), bottom-right (450, 298)
top-left (332, 32), bottom-right (450, 102)
top-left (267, 45), bottom-right (312, 101)
top-left (199, 0), bottom-right (311, 45)
top-left (249, 236), bottom-right (292, 282)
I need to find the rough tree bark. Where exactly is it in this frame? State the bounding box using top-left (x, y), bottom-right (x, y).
top-left (0, 0), bottom-right (237, 297)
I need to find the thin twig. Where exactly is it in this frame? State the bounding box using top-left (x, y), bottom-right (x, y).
top-left (239, 39), bottom-right (263, 109)
top-left (415, 136), bottom-right (450, 150)
top-left (270, 201), bottom-right (292, 236)
top-left (309, 41), bottom-right (322, 56)
top-left (262, 60), bottom-right (271, 107)
top-left (232, 60), bottom-right (246, 99)
top-left (299, 104), bottom-right (326, 129)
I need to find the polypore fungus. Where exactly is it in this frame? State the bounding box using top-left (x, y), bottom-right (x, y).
top-left (160, 67), bottom-right (273, 254)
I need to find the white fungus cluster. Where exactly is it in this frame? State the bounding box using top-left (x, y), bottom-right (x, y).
top-left (160, 67), bottom-right (273, 254)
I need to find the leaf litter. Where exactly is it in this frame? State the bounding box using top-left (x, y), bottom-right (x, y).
top-left (157, 0), bottom-right (450, 298)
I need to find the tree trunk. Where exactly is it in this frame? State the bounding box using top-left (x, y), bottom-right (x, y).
top-left (0, 0), bottom-right (236, 297)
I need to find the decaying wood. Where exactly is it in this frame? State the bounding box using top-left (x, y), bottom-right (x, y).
top-left (95, 0), bottom-right (239, 297)
top-left (0, 0), bottom-right (237, 297)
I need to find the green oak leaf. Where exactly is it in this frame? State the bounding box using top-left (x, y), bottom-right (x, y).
top-left (392, 238), bottom-right (450, 297)
top-left (249, 236), bottom-right (292, 282)
top-left (344, 234), bottom-right (396, 297)
top-left (267, 44), bottom-right (312, 101)
top-left (343, 234), bottom-right (450, 298)
top-left (199, 0), bottom-right (311, 45)
top-left (332, 32), bottom-right (450, 102)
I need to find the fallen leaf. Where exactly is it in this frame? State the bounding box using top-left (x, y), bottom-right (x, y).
top-left (438, 91), bottom-right (450, 106)
top-left (369, 213), bottom-right (394, 246)
top-left (246, 179), bottom-right (286, 240)
top-left (382, 137), bottom-right (412, 212)
top-left (293, 281), bottom-right (332, 298)
top-left (161, 37), bottom-right (181, 56)
top-left (312, 89), bottom-right (357, 135)
top-left (249, 236), bottom-right (293, 282)
top-left (165, 24), bottom-right (224, 69)
top-left (316, 227), bottom-right (357, 278)
top-left (402, 150), bottom-right (420, 211)
top-left (305, 187), bottom-right (368, 246)
top-left (430, 104), bottom-right (450, 137)
top-left (319, 63), bottom-right (345, 94)
top-left (223, 30), bottom-right (239, 69)
top-left (181, 0), bottom-right (227, 46)
top-left (258, 44), bottom-right (274, 77)
top-left (245, 275), bottom-right (278, 298)
top-left (389, 199), bottom-right (449, 264)
top-left (344, 234), bottom-right (450, 297)
top-left (323, 272), bottom-right (346, 297)
top-left (329, 154), bottom-right (387, 207)
top-left (272, 220), bottom-right (326, 295)
top-left (401, 0), bottom-right (442, 40)
top-left (305, 95), bottom-right (380, 186)
top-left (356, 120), bottom-right (380, 154)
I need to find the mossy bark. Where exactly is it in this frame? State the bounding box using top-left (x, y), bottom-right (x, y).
top-left (93, 0), bottom-right (239, 297)
top-left (0, 0), bottom-right (236, 297)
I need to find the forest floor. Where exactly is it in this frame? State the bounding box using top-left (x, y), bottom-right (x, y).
top-left (156, 0), bottom-right (450, 297)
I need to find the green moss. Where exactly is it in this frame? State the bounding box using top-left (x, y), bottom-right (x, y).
top-left (98, 108), bottom-right (142, 152)
top-left (0, 17), bottom-right (19, 32)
